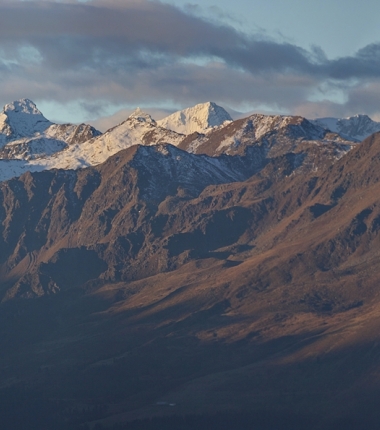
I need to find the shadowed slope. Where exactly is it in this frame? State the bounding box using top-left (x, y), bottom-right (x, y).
top-left (1, 134), bottom-right (380, 428)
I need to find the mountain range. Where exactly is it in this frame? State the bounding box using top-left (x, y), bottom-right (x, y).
top-left (1, 99), bottom-right (380, 429)
top-left (0, 98), bottom-right (373, 182)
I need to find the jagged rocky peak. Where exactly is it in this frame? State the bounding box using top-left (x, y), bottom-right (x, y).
top-left (311, 114), bottom-right (380, 141)
top-left (128, 107), bottom-right (157, 125)
top-left (248, 113), bottom-right (326, 140)
top-left (0, 98), bottom-right (103, 169)
top-left (338, 114), bottom-right (380, 139)
top-left (45, 123), bottom-right (102, 145)
top-left (157, 101), bottom-right (232, 134)
top-left (4, 98), bottom-right (42, 115)
top-left (0, 98), bottom-right (52, 140)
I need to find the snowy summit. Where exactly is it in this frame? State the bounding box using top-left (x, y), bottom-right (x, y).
top-left (0, 99), bottom-right (102, 180)
top-left (128, 107), bottom-right (157, 125)
top-left (157, 102), bottom-right (232, 135)
top-left (0, 99), bottom-right (52, 145)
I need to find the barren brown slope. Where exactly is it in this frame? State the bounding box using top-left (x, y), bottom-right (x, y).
top-left (93, 132), bottom-right (380, 427)
top-left (1, 135), bottom-right (380, 428)
top-left (0, 142), bottom-right (270, 300)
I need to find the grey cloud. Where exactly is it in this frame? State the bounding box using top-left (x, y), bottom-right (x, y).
top-left (0, 0), bottom-right (380, 121)
top-left (0, 59), bottom-right (315, 114)
top-left (0, 0), bottom-right (342, 76)
top-left (1, 0), bottom-right (380, 79)
top-left (291, 101), bottom-right (353, 120)
top-left (345, 81), bottom-right (380, 113)
top-left (325, 44), bottom-right (380, 79)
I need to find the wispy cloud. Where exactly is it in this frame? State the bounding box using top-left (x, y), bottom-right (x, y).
top-left (1, 0), bottom-right (380, 121)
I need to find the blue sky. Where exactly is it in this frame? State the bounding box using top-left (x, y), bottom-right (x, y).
top-left (168, 0), bottom-right (380, 58)
top-left (1, 0), bottom-right (380, 130)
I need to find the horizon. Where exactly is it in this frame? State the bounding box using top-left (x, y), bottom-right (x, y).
top-left (1, 97), bottom-right (377, 133)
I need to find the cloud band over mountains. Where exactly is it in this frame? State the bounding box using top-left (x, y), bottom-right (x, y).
top-left (1, 0), bottom-right (380, 120)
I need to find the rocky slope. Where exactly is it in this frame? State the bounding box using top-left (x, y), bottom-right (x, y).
top-left (1, 127), bottom-right (380, 428)
top-left (0, 141), bottom-right (272, 300)
top-left (2, 100), bottom-right (380, 428)
top-left (179, 113), bottom-right (355, 175)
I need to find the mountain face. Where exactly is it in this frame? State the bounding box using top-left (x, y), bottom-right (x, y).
top-left (2, 131), bottom-right (380, 428)
top-left (0, 99), bottom-right (101, 174)
top-left (42, 108), bottom-right (185, 170)
top-left (0, 123), bottom-right (102, 161)
top-left (0, 106), bottom-right (185, 181)
top-left (157, 101), bottom-right (232, 134)
top-left (0, 99), bottom-right (52, 144)
top-left (311, 114), bottom-right (380, 141)
top-left (3, 99), bottom-right (380, 428)
top-left (0, 142), bottom-right (271, 299)
top-left (179, 114), bottom-right (355, 174)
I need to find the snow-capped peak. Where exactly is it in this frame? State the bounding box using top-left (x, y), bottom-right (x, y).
top-left (0, 98), bottom-right (52, 142)
top-left (4, 99), bottom-right (43, 116)
top-left (311, 114), bottom-right (380, 141)
top-left (157, 101), bottom-right (232, 135)
top-left (128, 108), bottom-right (156, 125)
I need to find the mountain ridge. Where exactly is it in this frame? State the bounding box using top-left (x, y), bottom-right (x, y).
top-left (311, 113), bottom-right (380, 141)
top-left (2, 99), bottom-right (380, 427)
top-left (0, 99), bottom-right (359, 183)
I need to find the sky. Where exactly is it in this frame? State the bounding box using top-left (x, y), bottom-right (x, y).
top-left (1, 0), bottom-right (380, 130)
